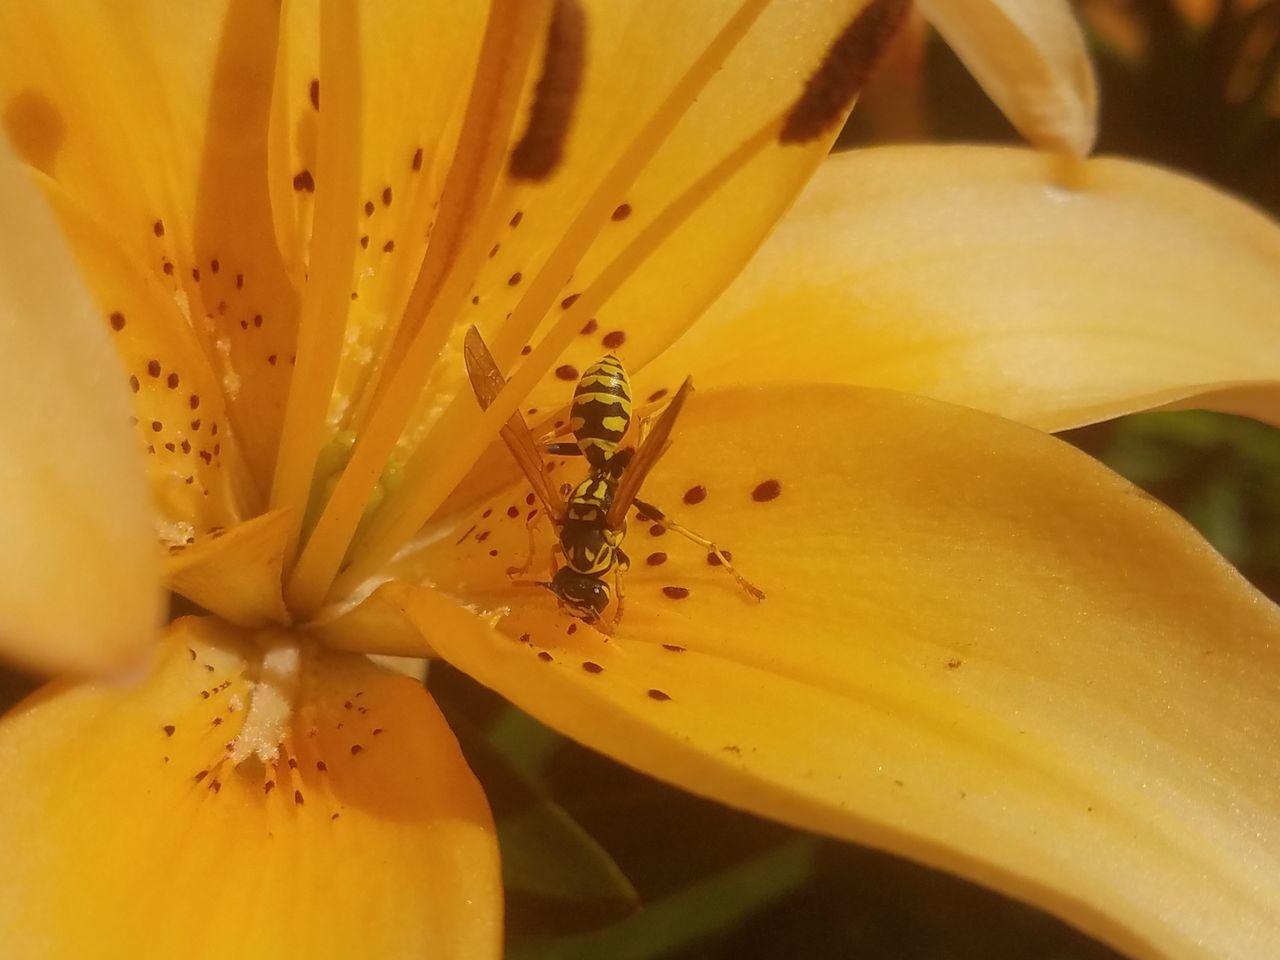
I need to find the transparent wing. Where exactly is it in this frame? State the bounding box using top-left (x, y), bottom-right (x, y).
top-left (606, 376), bottom-right (693, 530)
top-left (463, 326), bottom-right (566, 519)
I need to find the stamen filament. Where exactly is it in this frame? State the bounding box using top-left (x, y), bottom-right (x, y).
top-left (347, 0), bottom-right (555, 433)
top-left (284, 0), bottom-right (552, 616)
top-left (267, 0), bottom-right (364, 564)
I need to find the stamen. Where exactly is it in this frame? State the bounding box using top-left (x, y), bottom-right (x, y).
top-left (780, 0), bottom-right (913, 145)
top-left (267, 2), bottom-right (365, 563)
top-left (284, 0), bottom-right (555, 616)
top-left (509, 0), bottom-right (587, 181)
top-left (348, 0), bottom-right (555, 431)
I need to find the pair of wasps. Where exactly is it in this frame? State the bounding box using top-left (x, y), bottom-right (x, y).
top-left (464, 326), bottom-right (764, 628)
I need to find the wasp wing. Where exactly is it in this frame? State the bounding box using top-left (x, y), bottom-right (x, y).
top-left (605, 375), bottom-right (693, 530)
top-left (463, 326), bottom-right (566, 519)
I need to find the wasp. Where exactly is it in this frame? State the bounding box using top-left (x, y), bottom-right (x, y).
top-left (463, 325), bottom-right (763, 626)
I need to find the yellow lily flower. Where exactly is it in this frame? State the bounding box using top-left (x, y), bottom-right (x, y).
top-left (2, 2), bottom-right (1279, 958)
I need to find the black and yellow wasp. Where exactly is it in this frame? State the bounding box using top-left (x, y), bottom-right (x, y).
top-left (463, 326), bottom-right (763, 627)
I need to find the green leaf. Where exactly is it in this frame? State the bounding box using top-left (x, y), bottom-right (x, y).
top-left (508, 838), bottom-right (818, 960)
top-left (446, 710), bottom-right (641, 936)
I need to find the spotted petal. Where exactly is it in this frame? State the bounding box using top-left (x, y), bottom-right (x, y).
top-left (386, 384), bottom-right (1280, 960)
top-left (645, 145), bottom-right (1280, 432)
top-left (0, 616), bottom-right (501, 959)
top-left (0, 133), bottom-right (161, 674)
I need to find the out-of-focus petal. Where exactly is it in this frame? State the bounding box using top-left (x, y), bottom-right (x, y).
top-left (645, 146), bottom-right (1280, 432)
top-left (0, 133), bottom-right (161, 674)
top-left (0, 616), bottom-right (502, 959)
top-left (918, 0), bottom-right (1097, 154)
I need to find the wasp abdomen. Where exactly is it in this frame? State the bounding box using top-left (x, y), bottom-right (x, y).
top-left (570, 354), bottom-right (631, 469)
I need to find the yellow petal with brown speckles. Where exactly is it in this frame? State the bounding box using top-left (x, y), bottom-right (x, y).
top-left (0, 134), bottom-right (161, 674)
top-left (0, 1), bottom-right (301, 488)
top-left (0, 617), bottom-right (501, 959)
top-left (646, 146), bottom-right (1280, 432)
top-left (393, 384), bottom-right (1280, 960)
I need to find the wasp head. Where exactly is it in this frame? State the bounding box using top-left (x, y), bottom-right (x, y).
top-left (546, 568), bottom-right (611, 622)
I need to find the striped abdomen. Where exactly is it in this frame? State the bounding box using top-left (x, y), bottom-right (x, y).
top-left (570, 354), bottom-right (631, 470)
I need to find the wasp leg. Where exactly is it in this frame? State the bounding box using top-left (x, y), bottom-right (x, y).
top-left (610, 546), bottom-right (631, 628)
top-left (506, 510), bottom-right (553, 579)
top-left (633, 497), bottom-right (766, 601)
top-left (611, 564), bottom-right (627, 628)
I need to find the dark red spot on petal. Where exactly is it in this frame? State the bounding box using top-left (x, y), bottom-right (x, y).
top-left (508, 271), bottom-right (522, 286)
top-left (351, 744), bottom-right (364, 756)
top-left (537, 651), bottom-right (553, 663)
top-left (162, 724), bottom-right (176, 736)
top-left (752, 479), bottom-right (782, 502)
top-left (683, 485), bottom-right (706, 505)
top-left (147, 360), bottom-right (161, 378)
top-left (509, 210), bottom-right (524, 227)
top-left (580, 318), bottom-right (598, 336)
top-left (649, 524), bottom-right (666, 537)
top-left (412, 146), bottom-right (424, 171)
top-left (109, 311), bottom-right (126, 331)
top-left (601, 330), bottom-right (626, 349)
top-left (582, 661), bottom-right (603, 674)
top-left (153, 220), bottom-right (165, 237)
top-left (309, 78), bottom-right (320, 110)
top-left (295, 789), bottom-right (305, 804)
top-left (611, 202), bottom-right (632, 221)
top-left (646, 552), bottom-right (667, 566)
top-left (662, 643), bottom-right (685, 653)
top-left (662, 586), bottom-right (690, 600)
top-left (647, 688), bottom-right (672, 701)
top-left (561, 293), bottom-right (580, 310)
top-left (293, 169), bottom-right (315, 192)
top-left (555, 364), bottom-right (579, 381)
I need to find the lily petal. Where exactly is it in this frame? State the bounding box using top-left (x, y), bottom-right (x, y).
top-left (0, 133), bottom-right (160, 674)
top-left (0, 616), bottom-right (501, 959)
top-left (394, 384), bottom-right (1280, 960)
top-left (0, 1), bottom-right (302, 488)
top-left (163, 511), bottom-right (293, 628)
top-left (917, 0), bottom-right (1097, 155)
top-left (645, 145), bottom-right (1280, 432)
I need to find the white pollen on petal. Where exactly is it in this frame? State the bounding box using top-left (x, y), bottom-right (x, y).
top-left (228, 637), bottom-right (301, 764)
top-left (157, 518), bottom-right (195, 546)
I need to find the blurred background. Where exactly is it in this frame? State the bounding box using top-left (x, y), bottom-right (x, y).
top-left (3, 2), bottom-right (1277, 957)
